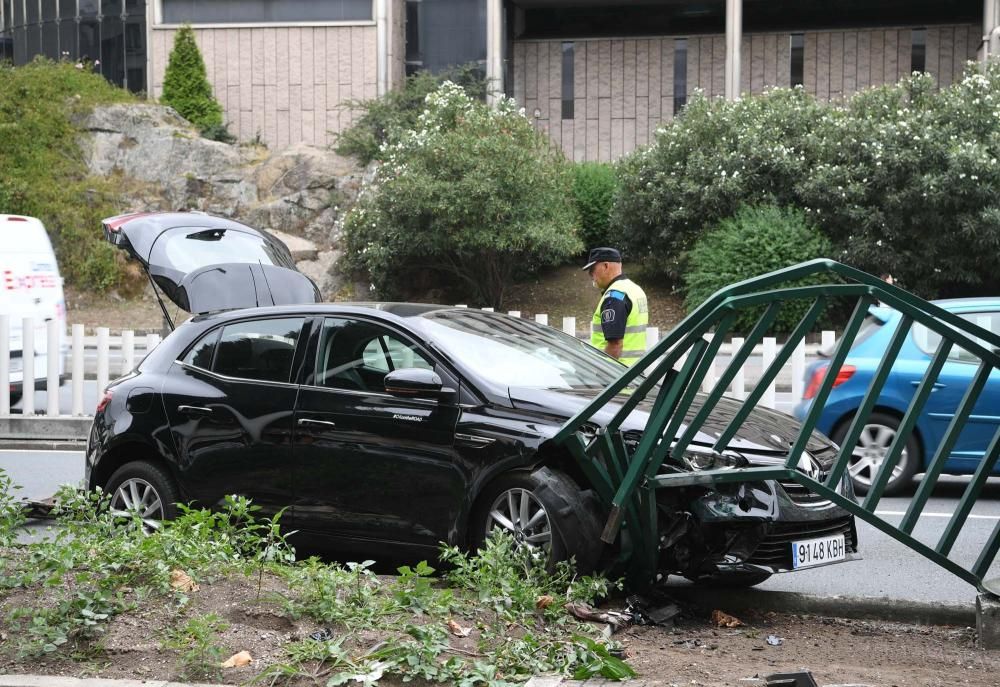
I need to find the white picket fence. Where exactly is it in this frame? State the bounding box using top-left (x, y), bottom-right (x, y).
top-left (1, 312), bottom-right (837, 418)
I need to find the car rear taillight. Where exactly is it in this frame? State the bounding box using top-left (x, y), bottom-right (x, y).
top-left (95, 390), bottom-right (113, 414)
top-left (5, 216), bottom-right (28, 222)
top-left (803, 365), bottom-right (856, 400)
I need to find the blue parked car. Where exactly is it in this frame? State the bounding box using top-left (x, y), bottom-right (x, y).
top-left (794, 298), bottom-right (1000, 496)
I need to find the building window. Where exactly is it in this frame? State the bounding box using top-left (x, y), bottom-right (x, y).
top-left (161, 0), bottom-right (374, 24)
top-left (407, 0), bottom-right (486, 76)
top-left (561, 41), bottom-right (574, 120)
top-left (405, 0), bottom-right (422, 76)
top-left (3, 0), bottom-right (147, 93)
top-left (911, 28), bottom-right (926, 73)
top-left (790, 33), bottom-right (804, 87)
top-left (673, 38), bottom-right (687, 115)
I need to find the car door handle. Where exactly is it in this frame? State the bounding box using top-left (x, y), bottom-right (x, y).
top-left (910, 381), bottom-right (946, 390)
top-left (177, 405), bottom-right (214, 417)
top-left (297, 418), bottom-right (337, 429)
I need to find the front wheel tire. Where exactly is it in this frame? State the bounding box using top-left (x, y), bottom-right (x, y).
top-left (105, 460), bottom-right (179, 530)
top-left (471, 467), bottom-right (603, 573)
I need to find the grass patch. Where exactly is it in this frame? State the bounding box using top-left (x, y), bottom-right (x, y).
top-left (0, 59), bottom-right (136, 291)
top-left (0, 471), bottom-right (633, 685)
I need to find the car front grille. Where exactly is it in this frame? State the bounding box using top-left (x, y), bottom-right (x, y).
top-left (778, 473), bottom-right (831, 505)
top-left (747, 515), bottom-right (855, 568)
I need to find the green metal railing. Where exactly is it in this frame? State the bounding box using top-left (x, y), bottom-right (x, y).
top-left (554, 259), bottom-right (1000, 592)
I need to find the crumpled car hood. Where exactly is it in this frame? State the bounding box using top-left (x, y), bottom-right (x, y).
top-left (507, 386), bottom-right (833, 456)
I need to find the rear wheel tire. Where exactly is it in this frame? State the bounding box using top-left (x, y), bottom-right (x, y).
top-left (833, 411), bottom-right (920, 497)
top-left (471, 467), bottom-right (603, 573)
top-left (105, 460), bottom-right (179, 530)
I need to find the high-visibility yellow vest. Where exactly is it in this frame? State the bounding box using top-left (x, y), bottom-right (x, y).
top-left (590, 278), bottom-right (649, 366)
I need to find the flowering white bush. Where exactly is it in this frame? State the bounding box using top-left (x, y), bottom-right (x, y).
top-left (615, 62), bottom-right (1000, 296)
top-left (343, 83), bottom-right (581, 307)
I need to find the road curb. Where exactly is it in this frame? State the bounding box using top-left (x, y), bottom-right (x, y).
top-left (0, 438), bottom-right (87, 451)
top-left (678, 587), bottom-right (975, 627)
top-left (0, 416), bottom-right (91, 442)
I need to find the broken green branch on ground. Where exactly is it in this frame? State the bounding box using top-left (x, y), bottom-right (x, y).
top-left (0, 474), bottom-right (634, 685)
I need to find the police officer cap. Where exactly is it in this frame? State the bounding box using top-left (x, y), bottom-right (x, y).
top-left (582, 247), bottom-right (622, 271)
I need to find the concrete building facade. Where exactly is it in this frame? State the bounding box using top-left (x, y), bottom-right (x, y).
top-left (3, 1), bottom-right (1000, 157)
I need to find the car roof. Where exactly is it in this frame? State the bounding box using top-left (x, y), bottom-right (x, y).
top-left (189, 301), bottom-right (475, 326)
top-left (931, 297), bottom-right (1000, 310)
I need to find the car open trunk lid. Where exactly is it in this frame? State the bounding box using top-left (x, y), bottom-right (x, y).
top-left (102, 212), bottom-right (320, 324)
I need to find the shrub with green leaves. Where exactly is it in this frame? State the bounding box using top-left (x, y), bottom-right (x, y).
top-left (684, 205), bottom-right (833, 332)
top-left (0, 59), bottom-right (133, 290)
top-left (160, 24), bottom-right (224, 133)
top-left (572, 162), bottom-right (618, 250)
top-left (335, 64), bottom-right (488, 164)
top-left (613, 86), bottom-right (828, 279)
top-left (343, 82), bottom-right (581, 308)
top-left (614, 62), bottom-right (1000, 297)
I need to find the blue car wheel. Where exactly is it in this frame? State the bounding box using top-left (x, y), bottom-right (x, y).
top-left (832, 411), bottom-right (920, 496)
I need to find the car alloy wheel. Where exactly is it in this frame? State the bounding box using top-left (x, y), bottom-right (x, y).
top-left (110, 477), bottom-right (164, 530)
top-left (486, 487), bottom-right (553, 554)
top-left (834, 411), bottom-right (919, 496)
top-left (848, 423), bottom-right (908, 487)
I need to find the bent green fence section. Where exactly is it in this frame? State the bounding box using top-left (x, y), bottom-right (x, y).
top-left (554, 259), bottom-right (1000, 592)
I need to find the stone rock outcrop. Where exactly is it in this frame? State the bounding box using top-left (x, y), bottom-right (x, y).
top-left (76, 103), bottom-right (366, 298)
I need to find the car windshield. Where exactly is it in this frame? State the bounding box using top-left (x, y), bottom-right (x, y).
top-left (418, 310), bottom-right (641, 390)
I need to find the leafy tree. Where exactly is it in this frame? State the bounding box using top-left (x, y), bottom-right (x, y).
top-left (343, 82), bottom-right (581, 308)
top-left (160, 24), bottom-right (224, 132)
top-left (684, 205), bottom-right (834, 332)
top-left (335, 64), bottom-right (487, 164)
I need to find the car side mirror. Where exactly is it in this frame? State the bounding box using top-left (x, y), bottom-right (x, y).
top-left (384, 368), bottom-right (453, 400)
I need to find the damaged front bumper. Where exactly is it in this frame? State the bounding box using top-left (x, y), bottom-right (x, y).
top-left (660, 470), bottom-right (861, 576)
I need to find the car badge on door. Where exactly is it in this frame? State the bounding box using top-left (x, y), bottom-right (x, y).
top-left (393, 414), bottom-right (423, 422)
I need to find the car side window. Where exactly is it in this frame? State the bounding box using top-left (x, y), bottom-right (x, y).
top-left (211, 317), bottom-right (305, 383)
top-left (913, 312), bottom-right (1000, 363)
top-left (313, 318), bottom-right (433, 392)
top-left (181, 328), bottom-right (221, 370)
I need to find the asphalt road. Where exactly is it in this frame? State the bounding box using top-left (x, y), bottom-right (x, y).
top-left (2, 448), bottom-right (998, 606)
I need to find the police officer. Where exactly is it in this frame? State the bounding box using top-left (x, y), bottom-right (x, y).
top-left (582, 247), bottom-right (649, 366)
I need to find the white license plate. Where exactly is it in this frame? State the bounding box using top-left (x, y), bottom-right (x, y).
top-left (791, 534), bottom-right (847, 569)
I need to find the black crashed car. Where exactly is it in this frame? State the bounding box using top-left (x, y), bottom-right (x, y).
top-left (86, 211), bottom-right (858, 586)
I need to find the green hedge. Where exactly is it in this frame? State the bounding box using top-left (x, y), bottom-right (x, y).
top-left (571, 162), bottom-right (618, 251)
top-left (614, 63), bottom-right (1000, 297)
top-left (684, 206), bottom-right (834, 332)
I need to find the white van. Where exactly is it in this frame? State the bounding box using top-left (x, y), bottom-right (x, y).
top-left (1, 215), bottom-right (66, 406)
